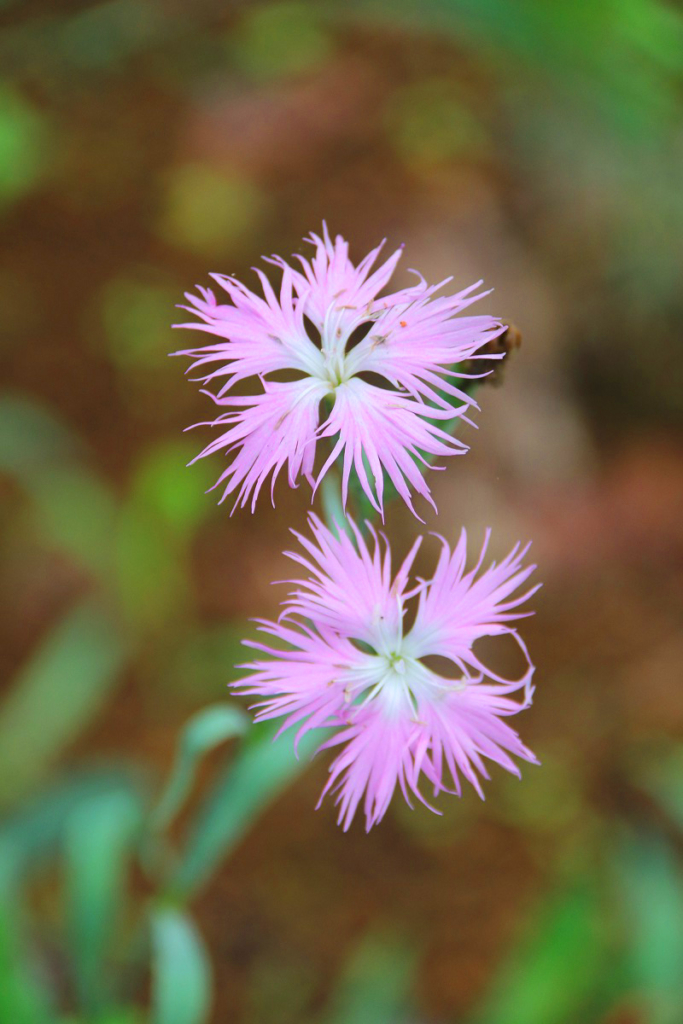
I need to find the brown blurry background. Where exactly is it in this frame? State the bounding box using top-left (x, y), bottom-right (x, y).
top-left (1, 2), bottom-right (683, 1023)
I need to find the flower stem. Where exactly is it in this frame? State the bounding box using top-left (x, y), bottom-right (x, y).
top-left (320, 469), bottom-right (355, 539)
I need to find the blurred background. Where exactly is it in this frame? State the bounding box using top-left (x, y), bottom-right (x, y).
top-left (1, 1), bottom-right (683, 1022)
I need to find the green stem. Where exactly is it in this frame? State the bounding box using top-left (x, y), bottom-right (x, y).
top-left (320, 468), bottom-right (355, 538)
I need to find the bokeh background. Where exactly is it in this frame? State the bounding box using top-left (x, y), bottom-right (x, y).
top-left (2, 1), bottom-right (683, 1022)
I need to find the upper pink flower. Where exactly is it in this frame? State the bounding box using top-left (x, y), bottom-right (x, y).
top-left (174, 226), bottom-right (504, 518)
top-left (235, 515), bottom-right (540, 831)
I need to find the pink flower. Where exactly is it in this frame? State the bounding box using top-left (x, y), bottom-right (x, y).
top-left (174, 226), bottom-right (504, 518)
top-left (236, 515), bottom-right (540, 831)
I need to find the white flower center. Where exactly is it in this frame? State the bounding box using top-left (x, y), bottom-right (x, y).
top-left (354, 646), bottom-right (417, 719)
top-left (322, 347), bottom-right (349, 388)
top-left (353, 643), bottom-right (467, 722)
top-left (386, 651), bottom-right (406, 675)
top-left (312, 304), bottom-right (377, 389)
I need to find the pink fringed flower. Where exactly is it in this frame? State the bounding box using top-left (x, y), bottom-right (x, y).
top-left (174, 226), bottom-right (504, 518)
top-left (236, 515), bottom-right (540, 831)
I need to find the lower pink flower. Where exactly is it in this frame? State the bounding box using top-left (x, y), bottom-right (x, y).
top-left (235, 515), bottom-right (540, 831)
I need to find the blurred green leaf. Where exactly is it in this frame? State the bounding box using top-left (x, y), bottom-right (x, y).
top-left (0, 394), bottom-right (81, 483)
top-left (97, 1013), bottom-right (145, 1024)
top-left (616, 830), bottom-right (683, 1024)
top-left (470, 878), bottom-right (607, 1024)
top-left (150, 703), bottom-right (248, 834)
top-left (0, 771), bottom-right (143, 888)
top-left (0, 775), bottom-right (145, 1022)
top-left (230, 2), bottom-right (334, 80)
top-left (0, 394), bottom-right (116, 577)
top-left (115, 439), bottom-right (216, 632)
top-left (620, 0), bottom-right (683, 74)
top-left (128, 441), bottom-right (214, 540)
top-left (350, 0), bottom-right (683, 140)
top-left (115, 503), bottom-right (189, 632)
top-left (57, 1013), bottom-right (143, 1024)
top-left (0, 898), bottom-right (54, 1024)
top-left (0, 83), bottom-right (52, 206)
top-left (488, 742), bottom-right (583, 833)
top-left (637, 746), bottom-right (683, 832)
top-left (58, 0), bottom-right (163, 72)
top-left (64, 788), bottom-right (142, 1016)
top-left (99, 277), bottom-right (178, 371)
top-left (164, 624), bottom-right (251, 701)
top-left (158, 164), bottom-right (267, 256)
top-left (385, 78), bottom-right (490, 168)
top-left (170, 721), bottom-right (325, 898)
top-left (0, 602), bottom-right (128, 805)
top-left (324, 930), bottom-right (418, 1024)
top-left (30, 467), bottom-right (118, 578)
top-left (150, 907), bottom-right (211, 1024)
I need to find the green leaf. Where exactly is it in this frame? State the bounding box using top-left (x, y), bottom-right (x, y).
top-left (0, 394), bottom-right (80, 484)
top-left (349, 0), bottom-right (683, 143)
top-left (158, 165), bottom-right (267, 256)
top-left (325, 930), bottom-right (418, 1024)
top-left (30, 467), bottom-right (117, 578)
top-left (0, 770), bottom-right (143, 889)
top-left (150, 703), bottom-right (249, 834)
top-left (115, 502), bottom-right (189, 632)
top-left (638, 746), bottom-right (683, 832)
top-left (164, 623), bottom-right (251, 702)
top-left (127, 441), bottom-right (214, 540)
top-left (58, 0), bottom-right (163, 72)
top-left (0, 897), bottom-right (54, 1024)
top-left (616, 829), bottom-right (683, 1023)
top-left (385, 78), bottom-right (490, 168)
top-left (150, 908), bottom-right (211, 1024)
top-left (170, 721), bottom-right (324, 898)
top-left (64, 788), bottom-right (142, 1016)
top-left (228, 2), bottom-right (334, 81)
top-left (114, 441), bottom-right (215, 632)
top-left (0, 601), bottom-right (128, 805)
top-left (470, 878), bottom-right (607, 1024)
top-left (56, 1012), bottom-right (143, 1024)
top-left (0, 395), bottom-right (117, 578)
top-left (0, 84), bottom-right (52, 206)
top-left (0, 809), bottom-right (55, 1022)
top-left (99, 278), bottom-right (179, 371)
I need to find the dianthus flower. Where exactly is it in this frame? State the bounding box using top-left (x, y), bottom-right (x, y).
top-left (235, 515), bottom-right (539, 831)
top-left (174, 226), bottom-right (504, 518)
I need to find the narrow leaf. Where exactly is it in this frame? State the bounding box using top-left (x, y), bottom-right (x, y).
top-left (115, 503), bottom-right (188, 631)
top-left (30, 467), bottom-right (117, 578)
top-left (470, 878), bottom-right (607, 1024)
top-left (0, 394), bottom-right (79, 483)
top-left (150, 908), bottom-right (211, 1024)
top-left (0, 395), bottom-right (117, 578)
top-left (0, 897), bottom-right (54, 1024)
top-left (150, 703), bottom-right (249, 833)
top-left (0, 769), bottom-right (142, 887)
top-left (64, 788), bottom-right (142, 1016)
top-left (0, 602), bottom-right (128, 805)
top-left (616, 829), bottom-right (683, 1023)
top-left (170, 722), bottom-right (324, 898)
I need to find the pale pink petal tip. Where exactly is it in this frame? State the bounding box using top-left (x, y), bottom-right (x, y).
top-left (233, 515), bottom-right (539, 830)
top-left (173, 227), bottom-right (503, 516)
